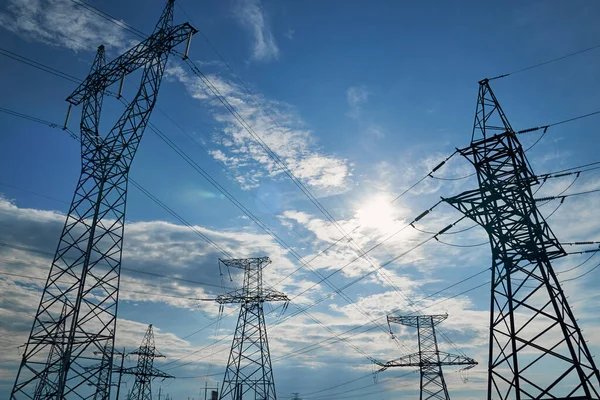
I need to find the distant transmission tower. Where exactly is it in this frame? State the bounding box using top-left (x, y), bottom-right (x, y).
top-left (119, 325), bottom-right (173, 400)
top-left (216, 257), bottom-right (289, 400)
top-left (375, 314), bottom-right (477, 400)
top-left (10, 2), bottom-right (196, 398)
top-left (444, 79), bottom-right (600, 399)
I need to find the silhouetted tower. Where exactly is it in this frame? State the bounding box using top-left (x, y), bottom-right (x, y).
top-left (119, 325), bottom-right (173, 400)
top-left (375, 315), bottom-right (477, 400)
top-left (10, 2), bottom-right (196, 399)
top-left (444, 79), bottom-right (600, 399)
top-left (216, 257), bottom-right (289, 400)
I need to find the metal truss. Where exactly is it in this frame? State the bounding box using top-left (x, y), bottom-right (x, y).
top-left (375, 314), bottom-right (477, 400)
top-left (444, 79), bottom-right (600, 400)
top-left (10, 2), bottom-right (195, 398)
top-left (216, 257), bottom-right (289, 400)
top-left (118, 325), bottom-right (173, 400)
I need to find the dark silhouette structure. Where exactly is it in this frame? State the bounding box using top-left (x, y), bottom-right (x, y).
top-left (119, 325), bottom-right (173, 400)
top-left (216, 257), bottom-right (289, 400)
top-left (10, 2), bottom-right (195, 398)
top-left (444, 79), bottom-right (600, 399)
top-left (375, 314), bottom-right (476, 400)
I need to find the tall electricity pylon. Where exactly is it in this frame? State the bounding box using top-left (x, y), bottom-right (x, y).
top-left (216, 257), bottom-right (289, 400)
top-left (375, 314), bottom-right (477, 400)
top-left (118, 325), bottom-right (173, 400)
top-left (10, 2), bottom-right (196, 398)
top-left (444, 79), bottom-right (600, 399)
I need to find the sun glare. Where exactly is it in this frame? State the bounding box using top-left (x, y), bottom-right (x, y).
top-left (355, 195), bottom-right (399, 232)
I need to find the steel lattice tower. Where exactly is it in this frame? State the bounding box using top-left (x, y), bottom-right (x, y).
top-left (216, 257), bottom-right (289, 400)
top-left (10, 2), bottom-right (196, 398)
top-left (375, 315), bottom-right (477, 400)
top-left (444, 79), bottom-right (600, 400)
top-left (119, 325), bottom-right (173, 400)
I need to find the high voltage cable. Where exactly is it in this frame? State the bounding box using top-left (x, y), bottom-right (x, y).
top-left (0, 43), bottom-right (503, 360)
top-left (535, 188), bottom-right (600, 203)
top-left (0, 46), bottom-right (81, 84)
top-left (0, 180), bottom-right (69, 205)
top-left (5, 41), bottom-right (600, 333)
top-left (182, 56), bottom-right (468, 355)
top-left (164, 227), bottom-right (492, 372)
top-left (296, 371), bottom-right (416, 400)
top-left (1, 103), bottom-right (422, 361)
top-left (0, 242), bottom-right (227, 290)
top-left (561, 261), bottom-right (600, 283)
top-left (140, 109), bottom-right (414, 356)
top-left (3, 58), bottom-right (598, 365)
top-left (0, 237), bottom-right (499, 378)
top-left (3, 108), bottom-right (419, 364)
top-left (0, 269), bottom-right (212, 302)
top-left (489, 42), bottom-right (600, 81)
top-left (5, 6), bottom-right (600, 377)
top-left (69, 0), bottom-right (147, 39)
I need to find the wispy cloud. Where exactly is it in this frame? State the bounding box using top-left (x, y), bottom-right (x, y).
top-left (0, 0), bottom-right (131, 52)
top-left (234, 0), bottom-right (279, 62)
top-left (346, 85), bottom-right (370, 119)
top-left (165, 63), bottom-right (353, 191)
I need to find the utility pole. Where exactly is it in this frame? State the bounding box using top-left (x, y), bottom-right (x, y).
top-left (375, 314), bottom-right (476, 400)
top-left (158, 387), bottom-right (163, 400)
top-left (118, 325), bottom-right (174, 400)
top-left (10, 1), bottom-right (196, 399)
top-left (444, 79), bottom-right (600, 399)
top-left (216, 257), bottom-right (289, 400)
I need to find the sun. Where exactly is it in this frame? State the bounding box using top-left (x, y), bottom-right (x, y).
top-left (355, 195), bottom-right (399, 232)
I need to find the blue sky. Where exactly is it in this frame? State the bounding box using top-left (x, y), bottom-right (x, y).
top-left (1, 0), bottom-right (600, 399)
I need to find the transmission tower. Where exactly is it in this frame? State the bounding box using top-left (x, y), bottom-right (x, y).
top-left (10, 2), bottom-right (196, 399)
top-left (443, 79), bottom-right (600, 400)
top-left (118, 325), bottom-right (173, 400)
top-left (216, 257), bottom-right (289, 400)
top-left (375, 314), bottom-right (477, 400)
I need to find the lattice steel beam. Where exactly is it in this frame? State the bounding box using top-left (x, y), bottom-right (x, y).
top-left (216, 257), bottom-right (289, 400)
top-left (444, 79), bottom-right (600, 400)
top-left (375, 314), bottom-right (477, 400)
top-left (10, 2), bottom-right (195, 398)
top-left (118, 325), bottom-right (173, 400)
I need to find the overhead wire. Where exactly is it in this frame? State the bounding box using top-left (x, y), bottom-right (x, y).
top-left (9, 2), bottom-right (600, 378)
top-left (10, 32), bottom-right (599, 361)
top-left (2, 101), bottom-right (416, 363)
top-left (182, 56), bottom-right (470, 355)
top-left (488, 42), bottom-right (600, 80)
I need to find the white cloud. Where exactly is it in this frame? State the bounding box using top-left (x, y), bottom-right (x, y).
top-left (165, 63), bottom-right (353, 191)
top-left (0, 0), bottom-right (132, 52)
top-left (234, 0), bottom-right (279, 62)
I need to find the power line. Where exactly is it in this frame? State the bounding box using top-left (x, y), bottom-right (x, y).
top-left (489, 42), bottom-right (600, 80)
top-left (561, 261), bottom-right (600, 283)
top-left (0, 180), bottom-right (70, 205)
top-left (1, 44), bottom-right (461, 359)
top-left (2, 102), bottom-right (415, 362)
top-left (69, 0), bottom-right (147, 39)
top-left (0, 46), bottom-right (81, 84)
top-left (0, 241), bottom-right (227, 290)
top-left (535, 188), bottom-right (600, 203)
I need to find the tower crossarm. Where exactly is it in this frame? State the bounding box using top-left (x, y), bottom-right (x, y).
top-left (120, 366), bottom-right (174, 380)
top-left (388, 314), bottom-right (447, 328)
top-left (67, 23), bottom-right (196, 105)
top-left (215, 288), bottom-right (289, 304)
top-left (374, 352), bottom-right (477, 372)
